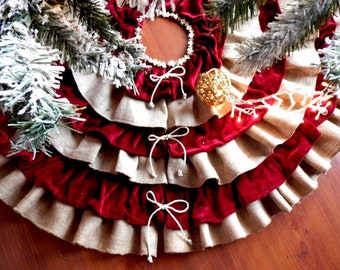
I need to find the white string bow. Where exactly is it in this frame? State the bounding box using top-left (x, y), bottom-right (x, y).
top-left (146, 0), bottom-right (176, 20)
top-left (146, 190), bottom-right (192, 263)
top-left (148, 126), bottom-right (189, 178)
top-left (148, 66), bottom-right (187, 109)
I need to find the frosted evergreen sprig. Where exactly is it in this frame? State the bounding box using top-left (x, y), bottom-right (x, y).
top-left (0, 0), bottom-right (28, 21)
top-left (66, 0), bottom-right (113, 39)
top-left (319, 32), bottom-right (340, 92)
top-left (205, 0), bottom-right (267, 33)
top-left (235, 0), bottom-right (339, 75)
top-left (0, 22), bottom-right (83, 157)
top-left (0, 0), bottom-right (147, 156)
top-left (29, 0), bottom-right (147, 89)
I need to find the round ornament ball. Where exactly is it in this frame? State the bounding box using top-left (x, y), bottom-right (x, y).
top-left (196, 68), bottom-right (232, 106)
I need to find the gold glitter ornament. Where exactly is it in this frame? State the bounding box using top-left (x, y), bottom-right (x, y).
top-left (196, 68), bottom-right (232, 106)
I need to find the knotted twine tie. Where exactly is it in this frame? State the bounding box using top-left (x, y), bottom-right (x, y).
top-left (146, 190), bottom-right (192, 263)
top-left (148, 126), bottom-right (189, 178)
top-left (146, 0), bottom-right (176, 20)
top-left (148, 66), bottom-right (187, 109)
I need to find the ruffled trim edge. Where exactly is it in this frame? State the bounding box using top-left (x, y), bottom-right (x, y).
top-left (0, 147), bottom-right (338, 258)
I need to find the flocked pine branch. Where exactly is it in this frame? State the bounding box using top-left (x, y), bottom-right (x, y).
top-left (205, 0), bottom-right (267, 33)
top-left (66, 0), bottom-right (114, 39)
top-left (33, 0), bottom-right (111, 38)
top-left (29, 0), bottom-right (147, 89)
top-left (235, 0), bottom-right (340, 75)
top-left (0, 21), bottom-right (83, 157)
top-left (0, 0), bottom-right (148, 156)
top-left (56, 0), bottom-right (144, 55)
top-left (319, 31), bottom-right (340, 92)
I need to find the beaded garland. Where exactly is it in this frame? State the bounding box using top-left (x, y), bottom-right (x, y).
top-left (135, 11), bottom-right (195, 68)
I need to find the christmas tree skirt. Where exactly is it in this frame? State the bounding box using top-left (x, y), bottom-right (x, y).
top-left (0, 0), bottom-right (340, 262)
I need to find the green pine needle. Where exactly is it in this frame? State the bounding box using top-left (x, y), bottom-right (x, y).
top-left (29, 0), bottom-right (147, 89)
top-left (235, 0), bottom-right (340, 75)
top-left (205, 0), bottom-right (267, 33)
top-left (319, 31), bottom-right (340, 91)
top-left (0, 22), bottom-right (83, 157)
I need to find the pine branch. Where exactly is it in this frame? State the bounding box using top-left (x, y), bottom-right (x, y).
top-left (235, 0), bottom-right (339, 75)
top-left (0, 0), bottom-right (29, 19)
top-left (0, 22), bottom-right (83, 157)
top-left (0, 0), bottom-right (147, 156)
top-left (319, 31), bottom-right (340, 91)
top-left (205, 0), bottom-right (267, 33)
top-left (29, 2), bottom-right (86, 66)
top-left (8, 98), bottom-right (82, 157)
top-left (0, 0), bottom-right (29, 32)
top-left (29, 0), bottom-right (147, 89)
top-left (66, 0), bottom-right (115, 42)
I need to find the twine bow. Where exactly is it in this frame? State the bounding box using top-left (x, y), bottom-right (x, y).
top-left (146, 0), bottom-right (176, 20)
top-left (146, 190), bottom-right (192, 263)
top-left (148, 66), bottom-right (187, 108)
top-left (148, 127), bottom-right (189, 178)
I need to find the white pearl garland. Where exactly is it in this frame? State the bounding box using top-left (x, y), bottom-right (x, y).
top-left (135, 11), bottom-right (195, 68)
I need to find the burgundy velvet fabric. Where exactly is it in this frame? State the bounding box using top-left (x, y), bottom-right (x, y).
top-left (0, 114), bottom-right (12, 155)
top-left (259, 0), bottom-right (281, 32)
top-left (106, 0), bottom-right (224, 102)
top-left (315, 17), bottom-right (337, 50)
